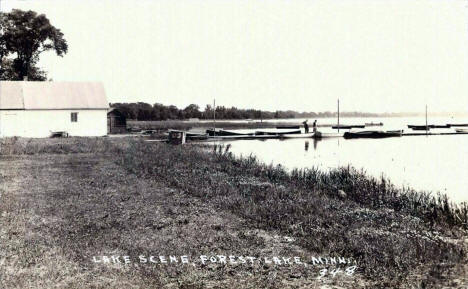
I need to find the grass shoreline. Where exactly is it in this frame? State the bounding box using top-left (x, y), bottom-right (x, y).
top-left (1, 137), bottom-right (467, 288)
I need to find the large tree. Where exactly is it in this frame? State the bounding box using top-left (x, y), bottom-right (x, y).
top-left (0, 13), bottom-right (9, 78)
top-left (0, 9), bottom-right (68, 80)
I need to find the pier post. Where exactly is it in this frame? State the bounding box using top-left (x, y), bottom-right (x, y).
top-left (425, 105), bottom-right (428, 136)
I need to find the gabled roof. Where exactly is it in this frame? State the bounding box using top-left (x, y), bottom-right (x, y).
top-left (0, 81), bottom-right (109, 110)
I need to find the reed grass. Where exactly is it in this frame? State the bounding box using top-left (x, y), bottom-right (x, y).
top-left (206, 143), bottom-right (468, 230)
top-left (117, 140), bottom-right (467, 286)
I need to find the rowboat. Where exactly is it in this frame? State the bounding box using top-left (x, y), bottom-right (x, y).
top-left (408, 125), bottom-right (430, 131)
top-left (208, 134), bottom-right (280, 140)
top-left (186, 132), bottom-right (208, 140)
top-left (167, 130), bottom-right (208, 140)
top-left (313, 131), bottom-right (344, 138)
top-left (455, 128), bottom-right (468, 133)
top-left (206, 129), bottom-right (254, 137)
top-left (364, 122), bottom-right (383, 126)
top-left (331, 125), bottom-right (365, 129)
top-left (255, 129), bottom-right (301, 136)
top-left (281, 133), bottom-right (315, 139)
top-left (343, 130), bottom-right (403, 139)
top-left (408, 124), bottom-right (451, 130)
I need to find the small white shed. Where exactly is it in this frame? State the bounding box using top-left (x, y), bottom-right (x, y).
top-left (0, 81), bottom-right (109, 138)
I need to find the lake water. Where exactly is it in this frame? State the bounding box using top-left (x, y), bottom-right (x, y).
top-left (217, 116), bottom-right (468, 203)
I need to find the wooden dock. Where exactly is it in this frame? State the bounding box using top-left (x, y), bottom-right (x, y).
top-left (147, 132), bottom-right (468, 144)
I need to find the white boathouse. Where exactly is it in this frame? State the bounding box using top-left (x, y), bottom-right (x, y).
top-left (0, 81), bottom-right (109, 138)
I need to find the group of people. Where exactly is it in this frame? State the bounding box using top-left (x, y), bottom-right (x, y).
top-left (302, 119), bottom-right (317, 134)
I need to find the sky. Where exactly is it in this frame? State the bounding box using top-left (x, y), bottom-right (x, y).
top-left (1, 0), bottom-right (468, 113)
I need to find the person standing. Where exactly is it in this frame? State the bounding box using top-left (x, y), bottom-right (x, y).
top-left (302, 120), bottom-right (309, 133)
top-left (312, 120), bottom-right (318, 133)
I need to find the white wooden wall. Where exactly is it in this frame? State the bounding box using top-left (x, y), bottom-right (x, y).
top-left (0, 110), bottom-right (107, 137)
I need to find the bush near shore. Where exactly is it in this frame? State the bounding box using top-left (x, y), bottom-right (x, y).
top-left (0, 137), bottom-right (467, 288)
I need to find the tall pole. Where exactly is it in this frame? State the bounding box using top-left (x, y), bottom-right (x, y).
top-left (337, 99), bottom-right (340, 133)
top-left (213, 99), bottom-right (216, 134)
top-left (425, 105), bottom-right (428, 135)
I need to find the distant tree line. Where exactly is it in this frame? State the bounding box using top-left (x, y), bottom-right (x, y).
top-left (110, 102), bottom-right (387, 121)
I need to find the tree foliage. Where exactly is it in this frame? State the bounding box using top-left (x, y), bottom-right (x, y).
top-left (110, 102), bottom-right (387, 121)
top-left (110, 102), bottom-right (370, 121)
top-left (0, 9), bottom-right (68, 80)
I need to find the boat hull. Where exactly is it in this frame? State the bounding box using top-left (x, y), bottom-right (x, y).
top-left (365, 122), bottom-right (383, 127)
top-left (332, 125), bottom-right (365, 129)
top-left (343, 130), bottom-right (403, 139)
top-left (206, 129), bottom-right (254, 137)
top-left (255, 129), bottom-right (301, 136)
top-left (281, 133), bottom-right (315, 139)
top-left (408, 125), bottom-right (430, 131)
top-left (313, 131), bottom-right (344, 138)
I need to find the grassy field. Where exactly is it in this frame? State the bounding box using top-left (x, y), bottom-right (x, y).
top-left (0, 137), bottom-right (467, 288)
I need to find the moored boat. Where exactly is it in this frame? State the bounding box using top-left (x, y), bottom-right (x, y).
top-left (255, 129), bottom-right (301, 136)
top-left (408, 125), bottom-right (430, 131)
top-left (208, 134), bottom-right (279, 140)
top-left (313, 131), bottom-right (344, 138)
top-left (332, 125), bottom-right (365, 129)
top-left (168, 130), bottom-right (208, 140)
top-left (206, 129), bottom-right (254, 137)
top-left (343, 130), bottom-right (403, 139)
top-left (186, 132), bottom-right (208, 140)
top-left (281, 133), bottom-right (315, 139)
top-left (364, 122), bottom-right (383, 126)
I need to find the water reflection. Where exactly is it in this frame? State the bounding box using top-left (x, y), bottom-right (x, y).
top-left (302, 139), bottom-right (321, 151)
